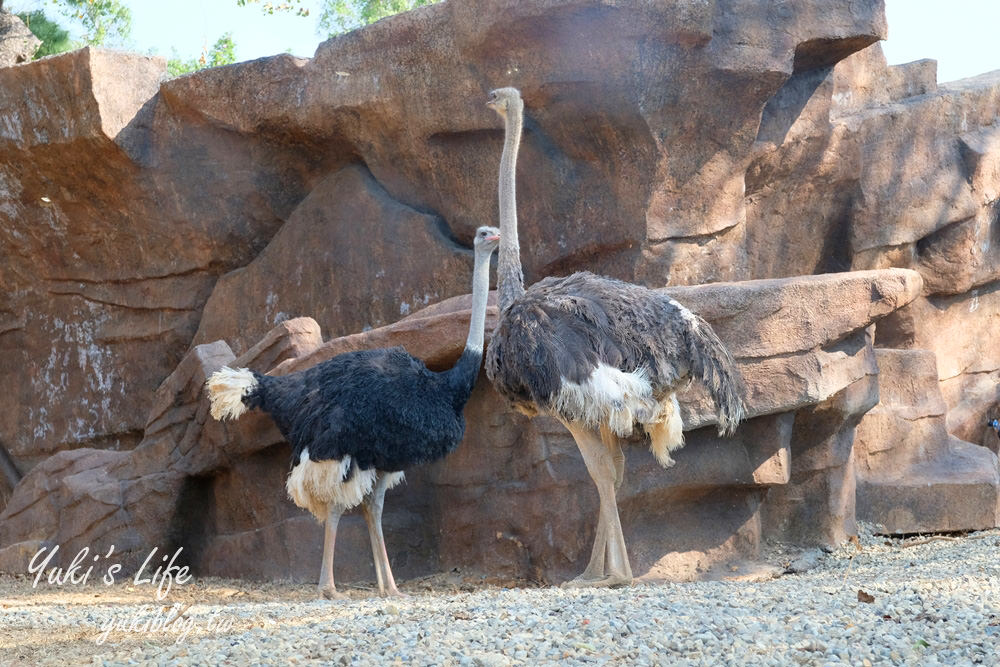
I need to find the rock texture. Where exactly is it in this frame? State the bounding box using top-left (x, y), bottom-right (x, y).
top-left (0, 10), bottom-right (38, 67)
top-left (1, 0), bottom-right (998, 583)
top-left (854, 349), bottom-right (1000, 534)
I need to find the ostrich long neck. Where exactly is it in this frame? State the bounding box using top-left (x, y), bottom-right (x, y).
top-left (444, 245), bottom-right (493, 402)
top-left (465, 247), bottom-right (493, 353)
top-left (497, 103), bottom-right (526, 312)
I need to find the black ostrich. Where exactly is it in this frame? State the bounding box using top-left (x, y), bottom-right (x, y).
top-left (206, 226), bottom-right (500, 598)
top-left (484, 87), bottom-right (746, 588)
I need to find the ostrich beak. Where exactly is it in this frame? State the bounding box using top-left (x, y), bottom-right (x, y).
top-left (485, 235), bottom-right (500, 242)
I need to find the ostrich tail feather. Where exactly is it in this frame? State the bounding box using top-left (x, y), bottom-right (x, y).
top-left (205, 366), bottom-right (258, 421)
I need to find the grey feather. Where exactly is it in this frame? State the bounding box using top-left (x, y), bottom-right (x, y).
top-left (486, 271), bottom-right (746, 435)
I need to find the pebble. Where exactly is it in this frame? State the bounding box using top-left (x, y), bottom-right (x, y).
top-left (5, 525), bottom-right (999, 665)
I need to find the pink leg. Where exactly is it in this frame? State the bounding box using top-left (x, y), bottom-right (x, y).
top-left (318, 505), bottom-right (347, 600)
top-left (561, 422), bottom-right (633, 588)
top-left (361, 473), bottom-right (405, 598)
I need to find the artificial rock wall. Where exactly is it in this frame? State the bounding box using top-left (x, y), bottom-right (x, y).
top-left (0, 0), bottom-right (997, 583)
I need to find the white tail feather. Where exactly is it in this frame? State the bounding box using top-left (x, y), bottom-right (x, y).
top-left (383, 471), bottom-right (406, 491)
top-left (646, 394), bottom-right (685, 467)
top-left (205, 366), bottom-right (257, 421)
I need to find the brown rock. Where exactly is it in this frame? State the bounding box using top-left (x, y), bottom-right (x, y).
top-left (0, 11), bottom-right (39, 67)
top-left (762, 371), bottom-right (878, 546)
top-left (854, 349), bottom-right (1000, 534)
top-left (857, 439), bottom-right (1000, 535)
top-left (877, 284), bottom-right (1000, 450)
top-left (941, 371), bottom-right (1000, 450)
top-left (831, 46), bottom-right (936, 117)
top-left (0, 448), bottom-right (132, 572)
top-left (665, 268), bottom-right (921, 358)
top-left (895, 288), bottom-right (1000, 382)
top-left (192, 165), bottom-right (475, 356)
top-left (233, 317), bottom-right (323, 375)
top-left (915, 214), bottom-right (1000, 296)
top-left (746, 40), bottom-right (1000, 331)
top-left (0, 48), bottom-right (321, 478)
top-left (846, 93), bottom-right (978, 256)
top-left (855, 350), bottom-right (947, 473)
top-left (429, 381), bottom-right (785, 583)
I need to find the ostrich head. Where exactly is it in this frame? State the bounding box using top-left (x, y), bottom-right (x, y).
top-left (474, 226), bottom-right (501, 253)
top-left (486, 87), bottom-right (523, 117)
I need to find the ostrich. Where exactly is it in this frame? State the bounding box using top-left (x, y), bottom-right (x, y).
top-left (205, 226), bottom-right (501, 599)
top-left (484, 87), bottom-right (746, 588)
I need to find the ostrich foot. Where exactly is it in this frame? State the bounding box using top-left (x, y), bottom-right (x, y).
top-left (319, 585), bottom-right (348, 600)
top-left (560, 573), bottom-right (632, 589)
top-left (380, 587), bottom-right (409, 599)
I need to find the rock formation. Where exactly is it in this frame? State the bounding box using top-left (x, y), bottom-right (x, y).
top-left (0, 0), bottom-right (997, 582)
top-left (0, 8), bottom-right (39, 67)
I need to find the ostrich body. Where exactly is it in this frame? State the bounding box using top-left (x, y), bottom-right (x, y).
top-left (484, 87), bottom-right (746, 588)
top-left (206, 227), bottom-right (500, 598)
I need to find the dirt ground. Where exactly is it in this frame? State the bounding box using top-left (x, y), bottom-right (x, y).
top-left (0, 569), bottom-right (531, 665)
top-left (0, 540), bottom-right (820, 665)
top-left (2, 531), bottom-right (985, 665)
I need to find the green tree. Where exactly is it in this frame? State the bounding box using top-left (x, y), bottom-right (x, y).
top-left (53, 0), bottom-right (132, 47)
top-left (16, 10), bottom-right (73, 58)
top-left (167, 33), bottom-right (238, 77)
top-left (236, 0), bottom-right (309, 17)
top-left (319, 0), bottom-right (438, 36)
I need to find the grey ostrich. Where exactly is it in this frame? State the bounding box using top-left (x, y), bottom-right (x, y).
top-left (484, 88), bottom-right (746, 588)
top-left (206, 227), bottom-right (500, 599)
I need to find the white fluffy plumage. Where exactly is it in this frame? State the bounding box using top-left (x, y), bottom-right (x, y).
top-left (286, 449), bottom-right (406, 520)
top-left (553, 363), bottom-right (657, 437)
top-left (553, 363), bottom-right (685, 468)
top-left (205, 366), bottom-right (257, 421)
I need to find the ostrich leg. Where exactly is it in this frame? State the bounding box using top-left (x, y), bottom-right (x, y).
top-left (562, 422), bottom-right (633, 588)
top-left (361, 473), bottom-right (404, 598)
top-left (564, 425), bottom-right (626, 584)
top-left (601, 424), bottom-right (626, 491)
top-left (319, 505), bottom-right (347, 600)
top-left (599, 424), bottom-right (630, 575)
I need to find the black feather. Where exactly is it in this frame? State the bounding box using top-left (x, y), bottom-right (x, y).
top-left (244, 346), bottom-right (483, 472)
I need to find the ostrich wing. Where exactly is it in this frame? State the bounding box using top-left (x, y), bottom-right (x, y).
top-left (487, 271), bottom-right (745, 435)
top-left (486, 272), bottom-right (691, 408)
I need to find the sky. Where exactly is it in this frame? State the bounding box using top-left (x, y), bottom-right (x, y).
top-left (8, 0), bottom-right (327, 62)
top-left (883, 0), bottom-right (1000, 82)
top-left (6, 0), bottom-right (1000, 82)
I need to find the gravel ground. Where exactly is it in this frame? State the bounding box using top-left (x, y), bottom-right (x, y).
top-left (3, 525), bottom-right (1000, 666)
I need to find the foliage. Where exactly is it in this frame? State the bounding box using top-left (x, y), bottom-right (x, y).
top-left (167, 33), bottom-right (238, 78)
top-left (14, 0), bottom-right (129, 59)
top-left (236, 0), bottom-right (309, 17)
top-left (52, 0), bottom-right (132, 47)
top-left (12, 0), bottom-right (438, 66)
top-left (16, 10), bottom-right (73, 58)
top-left (318, 0), bottom-right (438, 36)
